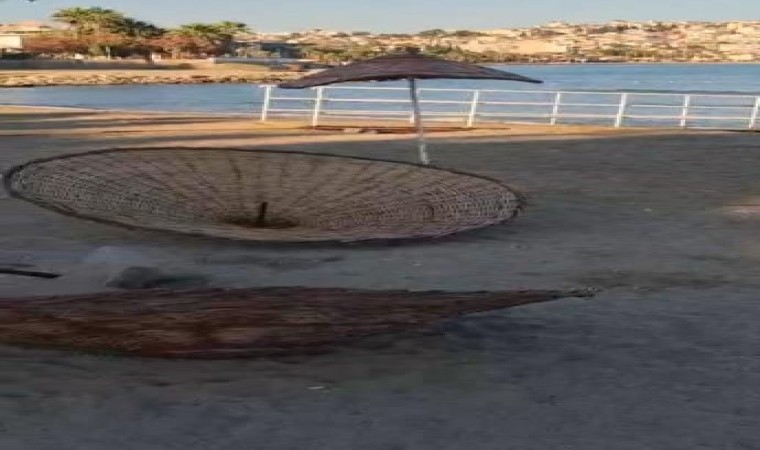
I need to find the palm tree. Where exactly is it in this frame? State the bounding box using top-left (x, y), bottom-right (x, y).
top-left (117, 19), bottom-right (165, 38)
top-left (51, 7), bottom-right (92, 38)
top-left (215, 21), bottom-right (251, 36)
top-left (173, 23), bottom-right (219, 39)
top-left (52, 7), bottom-right (128, 59)
top-left (171, 22), bottom-right (250, 56)
top-left (214, 22), bottom-right (251, 55)
top-left (52, 7), bottom-right (126, 35)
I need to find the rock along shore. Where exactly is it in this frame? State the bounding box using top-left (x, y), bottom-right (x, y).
top-left (0, 70), bottom-right (301, 88)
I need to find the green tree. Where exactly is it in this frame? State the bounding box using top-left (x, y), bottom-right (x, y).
top-left (150, 34), bottom-right (219, 59)
top-left (52, 7), bottom-right (126, 36)
top-left (171, 22), bottom-right (251, 55)
top-left (451, 30), bottom-right (485, 37)
top-left (50, 7), bottom-right (92, 37)
top-left (215, 21), bottom-right (250, 36)
top-left (116, 18), bottom-right (165, 38)
top-left (51, 7), bottom-right (135, 58)
top-left (419, 29), bottom-right (447, 37)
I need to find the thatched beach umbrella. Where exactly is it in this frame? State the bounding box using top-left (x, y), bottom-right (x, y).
top-left (278, 49), bottom-right (542, 165)
top-left (0, 287), bottom-right (595, 358)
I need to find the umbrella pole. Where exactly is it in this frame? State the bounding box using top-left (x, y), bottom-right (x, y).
top-left (408, 78), bottom-right (429, 165)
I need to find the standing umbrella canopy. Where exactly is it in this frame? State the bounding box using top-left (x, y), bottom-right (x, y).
top-left (278, 49), bottom-right (543, 164)
top-left (278, 51), bottom-right (543, 88)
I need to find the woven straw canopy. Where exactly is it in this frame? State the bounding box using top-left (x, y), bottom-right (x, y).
top-left (278, 52), bottom-right (543, 88)
top-left (0, 287), bottom-right (594, 358)
top-left (4, 148), bottom-right (523, 242)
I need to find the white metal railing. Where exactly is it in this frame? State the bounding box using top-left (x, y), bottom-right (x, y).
top-left (258, 85), bottom-right (760, 130)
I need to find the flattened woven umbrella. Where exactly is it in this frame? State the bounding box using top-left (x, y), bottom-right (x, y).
top-left (4, 147), bottom-right (525, 243)
top-left (279, 49), bottom-right (542, 164)
top-left (0, 287), bottom-right (596, 358)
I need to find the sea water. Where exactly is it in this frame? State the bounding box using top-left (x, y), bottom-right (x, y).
top-left (2, 63), bottom-right (759, 128)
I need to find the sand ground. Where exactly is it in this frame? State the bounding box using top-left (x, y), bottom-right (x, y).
top-left (1, 106), bottom-right (760, 450)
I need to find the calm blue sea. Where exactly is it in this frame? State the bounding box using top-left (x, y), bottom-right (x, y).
top-left (2, 64), bottom-right (759, 128)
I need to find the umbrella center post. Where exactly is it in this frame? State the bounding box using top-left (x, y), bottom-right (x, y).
top-left (256, 201), bottom-right (269, 227)
top-left (408, 78), bottom-right (430, 165)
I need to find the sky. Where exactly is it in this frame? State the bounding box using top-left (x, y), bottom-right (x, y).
top-left (2, 0), bottom-right (760, 32)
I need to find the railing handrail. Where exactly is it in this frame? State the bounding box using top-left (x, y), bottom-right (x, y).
top-left (258, 85), bottom-right (760, 131)
top-left (261, 84), bottom-right (760, 99)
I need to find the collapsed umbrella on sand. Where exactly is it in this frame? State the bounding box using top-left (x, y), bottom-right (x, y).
top-left (278, 48), bottom-right (542, 165)
top-left (0, 287), bottom-right (596, 358)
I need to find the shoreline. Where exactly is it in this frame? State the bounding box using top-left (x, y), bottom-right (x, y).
top-left (0, 103), bottom-right (259, 119)
top-left (3, 61), bottom-right (760, 88)
top-left (0, 69), bottom-right (300, 88)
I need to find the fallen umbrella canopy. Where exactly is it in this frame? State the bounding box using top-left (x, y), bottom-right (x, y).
top-left (0, 287), bottom-right (597, 358)
top-left (4, 148), bottom-right (525, 243)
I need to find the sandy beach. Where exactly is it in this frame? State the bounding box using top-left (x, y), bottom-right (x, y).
top-left (2, 105), bottom-right (760, 449)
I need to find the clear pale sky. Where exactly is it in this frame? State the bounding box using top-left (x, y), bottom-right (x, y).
top-left (2, 0), bottom-right (759, 32)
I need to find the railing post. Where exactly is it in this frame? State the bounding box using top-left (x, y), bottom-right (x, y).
top-left (260, 85), bottom-right (273, 122)
top-left (614, 93), bottom-right (629, 128)
top-left (679, 95), bottom-right (692, 128)
top-left (466, 90), bottom-right (481, 128)
top-left (749, 97), bottom-right (760, 130)
top-left (311, 87), bottom-right (325, 127)
top-left (550, 92), bottom-right (563, 125)
top-left (409, 89), bottom-right (418, 124)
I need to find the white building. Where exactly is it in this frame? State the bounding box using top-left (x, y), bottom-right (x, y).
top-left (0, 34), bottom-right (24, 53)
top-left (0, 21), bottom-right (59, 54)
